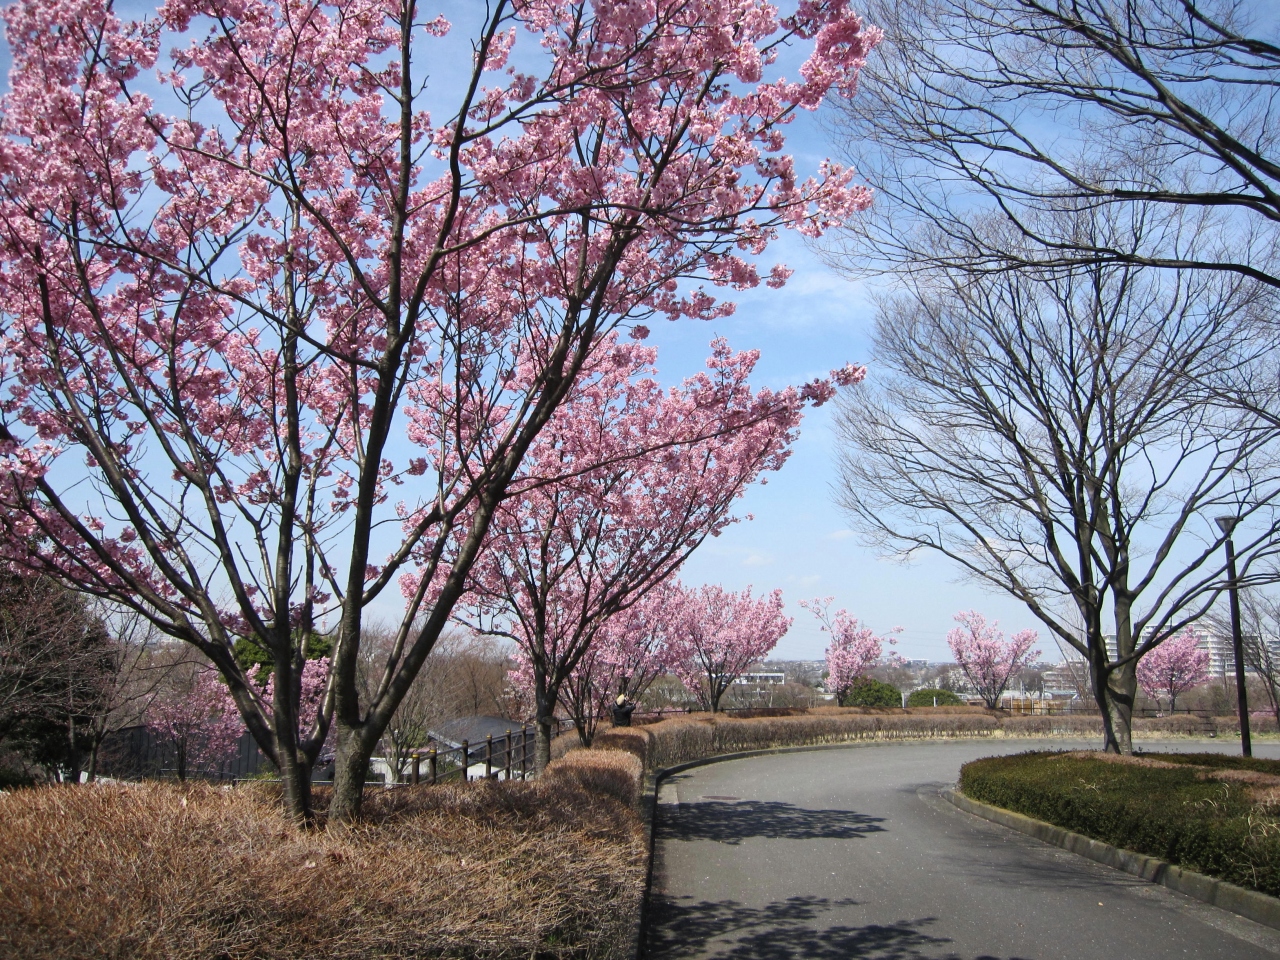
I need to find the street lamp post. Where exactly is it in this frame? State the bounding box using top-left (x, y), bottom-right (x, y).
top-left (1215, 516), bottom-right (1252, 758)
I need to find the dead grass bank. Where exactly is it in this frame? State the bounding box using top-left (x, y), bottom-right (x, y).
top-left (0, 764), bottom-right (644, 960)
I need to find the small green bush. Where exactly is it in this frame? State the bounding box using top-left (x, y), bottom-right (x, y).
top-left (907, 688), bottom-right (964, 707)
top-left (842, 677), bottom-right (901, 708)
top-left (959, 751), bottom-right (1280, 896)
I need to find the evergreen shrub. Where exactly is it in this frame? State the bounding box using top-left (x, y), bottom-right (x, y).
top-left (959, 751), bottom-right (1280, 896)
top-left (906, 688), bottom-right (964, 707)
top-left (842, 677), bottom-right (901, 708)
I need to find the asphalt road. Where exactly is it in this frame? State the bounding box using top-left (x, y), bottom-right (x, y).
top-left (643, 739), bottom-right (1280, 960)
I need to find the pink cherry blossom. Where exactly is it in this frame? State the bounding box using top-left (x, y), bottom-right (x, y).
top-left (458, 337), bottom-right (810, 767)
top-left (0, 0), bottom-right (878, 820)
top-left (946, 611), bottom-right (1041, 709)
top-left (668, 583), bottom-right (791, 712)
top-left (145, 667), bottom-right (245, 781)
top-left (515, 582), bottom-right (680, 747)
top-left (801, 597), bottom-right (898, 705)
top-left (1136, 629), bottom-right (1210, 713)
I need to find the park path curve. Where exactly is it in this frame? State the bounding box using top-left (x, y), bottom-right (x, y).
top-left (643, 739), bottom-right (1280, 960)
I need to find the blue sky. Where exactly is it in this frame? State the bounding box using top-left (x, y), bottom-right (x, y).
top-left (0, 3), bottom-right (1045, 663)
top-left (644, 212), bottom-right (1038, 662)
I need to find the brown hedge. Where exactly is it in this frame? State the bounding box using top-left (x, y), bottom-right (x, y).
top-left (588, 708), bottom-right (1268, 774)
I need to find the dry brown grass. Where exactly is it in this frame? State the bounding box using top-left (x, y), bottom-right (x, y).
top-left (1000, 715), bottom-right (1105, 737)
top-left (1062, 750), bottom-right (1187, 769)
top-left (545, 748), bottom-right (644, 809)
top-left (0, 771), bottom-right (645, 960)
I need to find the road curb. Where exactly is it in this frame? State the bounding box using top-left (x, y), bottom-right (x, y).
top-left (631, 770), bottom-right (660, 960)
top-left (942, 787), bottom-right (1280, 932)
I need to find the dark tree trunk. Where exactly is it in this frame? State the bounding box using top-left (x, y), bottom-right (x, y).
top-left (328, 724), bottom-right (370, 822)
top-left (1106, 661), bottom-right (1136, 754)
top-left (1091, 650), bottom-right (1136, 754)
top-left (270, 658), bottom-right (315, 825)
top-left (534, 673), bottom-right (560, 774)
top-left (534, 715), bottom-right (553, 774)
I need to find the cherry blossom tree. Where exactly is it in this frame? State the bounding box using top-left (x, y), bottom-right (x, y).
top-left (800, 598), bottom-right (897, 705)
top-left (0, 0), bottom-right (878, 821)
top-left (145, 666), bottom-right (245, 781)
top-left (1136, 629), bottom-right (1209, 714)
top-left (670, 584), bottom-right (791, 712)
top-left (554, 580), bottom-right (679, 747)
top-left (460, 338), bottom-right (827, 769)
top-left (946, 611), bottom-right (1040, 709)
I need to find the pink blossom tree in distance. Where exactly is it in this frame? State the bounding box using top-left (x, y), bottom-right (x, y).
top-left (553, 581), bottom-right (680, 747)
top-left (145, 667), bottom-right (244, 781)
top-left (0, 0), bottom-right (879, 821)
top-left (801, 598), bottom-right (898, 705)
top-left (946, 611), bottom-right (1040, 709)
top-left (1136, 629), bottom-right (1210, 713)
top-left (670, 584), bottom-right (791, 712)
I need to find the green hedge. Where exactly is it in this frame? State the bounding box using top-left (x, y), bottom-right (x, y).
top-left (907, 688), bottom-right (964, 707)
top-left (843, 677), bottom-right (901, 708)
top-left (959, 752), bottom-right (1280, 896)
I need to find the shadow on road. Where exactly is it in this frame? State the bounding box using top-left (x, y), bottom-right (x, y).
top-left (660, 800), bottom-right (886, 845)
top-left (644, 894), bottom-right (1036, 960)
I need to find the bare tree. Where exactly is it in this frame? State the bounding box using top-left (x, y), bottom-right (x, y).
top-left (357, 629), bottom-right (510, 780)
top-left (830, 0), bottom-right (1280, 289)
top-left (1210, 591), bottom-right (1280, 727)
top-left (834, 207), bottom-right (1280, 751)
top-left (79, 605), bottom-right (195, 782)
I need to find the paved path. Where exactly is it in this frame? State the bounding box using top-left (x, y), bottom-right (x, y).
top-left (644, 739), bottom-right (1280, 960)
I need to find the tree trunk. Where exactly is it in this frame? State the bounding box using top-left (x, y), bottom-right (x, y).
top-left (1091, 650), bottom-right (1136, 754)
top-left (531, 668), bottom-right (558, 775)
top-left (270, 660), bottom-right (315, 825)
top-left (274, 721), bottom-right (315, 825)
top-left (573, 715), bottom-right (593, 748)
top-left (85, 739), bottom-right (99, 783)
top-left (1105, 660), bottom-right (1137, 754)
top-left (534, 715), bottom-right (553, 774)
top-left (328, 724), bottom-right (370, 823)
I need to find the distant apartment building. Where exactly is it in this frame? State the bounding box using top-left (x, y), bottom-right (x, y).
top-left (1103, 627), bottom-right (1231, 677)
top-left (1100, 627), bottom-right (1280, 679)
top-left (1042, 661), bottom-right (1088, 699)
top-left (732, 671), bottom-right (786, 686)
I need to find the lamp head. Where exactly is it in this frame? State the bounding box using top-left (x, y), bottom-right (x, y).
top-left (1216, 515), bottom-right (1240, 536)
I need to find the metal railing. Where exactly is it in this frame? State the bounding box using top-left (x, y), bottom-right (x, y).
top-left (405, 718), bottom-right (577, 785)
top-left (408, 726), bottom-right (533, 784)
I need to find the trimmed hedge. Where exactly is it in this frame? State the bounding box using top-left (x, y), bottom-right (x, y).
top-left (959, 752), bottom-right (1280, 896)
top-left (592, 710), bottom-right (1005, 771)
top-left (906, 688), bottom-right (964, 707)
